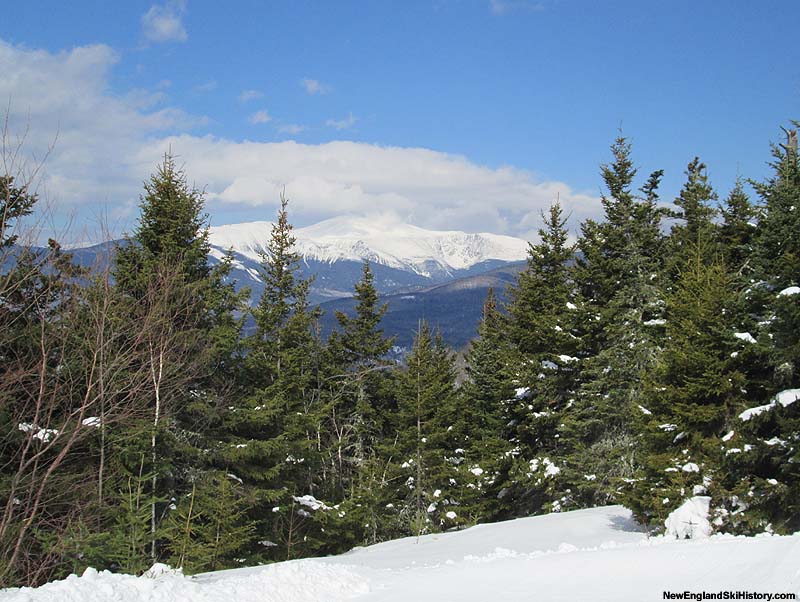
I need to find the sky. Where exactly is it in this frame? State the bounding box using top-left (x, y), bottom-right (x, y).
top-left (1, 1), bottom-right (798, 245)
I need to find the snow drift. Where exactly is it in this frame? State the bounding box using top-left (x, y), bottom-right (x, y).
top-left (2, 506), bottom-right (798, 602)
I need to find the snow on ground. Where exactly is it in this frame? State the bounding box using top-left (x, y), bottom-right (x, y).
top-left (3, 506), bottom-right (799, 602)
top-left (664, 496), bottom-right (712, 539)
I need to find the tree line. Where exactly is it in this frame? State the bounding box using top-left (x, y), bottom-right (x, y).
top-left (1, 126), bottom-right (798, 587)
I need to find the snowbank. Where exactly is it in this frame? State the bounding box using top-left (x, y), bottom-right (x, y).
top-left (664, 496), bottom-right (712, 539)
top-left (0, 561), bottom-right (368, 602)
top-left (3, 506), bottom-right (798, 602)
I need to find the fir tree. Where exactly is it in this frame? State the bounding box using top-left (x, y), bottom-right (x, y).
top-left (662, 157), bottom-right (720, 288)
top-left (670, 158), bottom-right (718, 245)
top-left (103, 455), bottom-right (159, 575)
top-left (317, 261), bottom-right (397, 548)
top-left (567, 136), bottom-right (665, 506)
top-left (326, 261), bottom-right (395, 491)
top-left (114, 154), bottom-right (210, 296)
top-left (459, 288), bottom-right (514, 521)
top-left (111, 153), bottom-right (243, 564)
top-left (162, 472), bottom-right (254, 573)
top-left (753, 126), bottom-right (800, 288)
top-left (729, 126), bottom-right (800, 534)
top-left (463, 288), bottom-right (514, 439)
top-left (387, 322), bottom-right (462, 535)
top-left (502, 202), bottom-right (579, 515)
top-left (626, 242), bottom-right (746, 530)
top-left (0, 175), bottom-right (37, 248)
top-left (719, 178), bottom-right (757, 277)
top-left (223, 193), bottom-right (323, 562)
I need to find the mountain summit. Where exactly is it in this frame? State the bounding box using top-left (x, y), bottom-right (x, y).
top-left (208, 215), bottom-right (529, 278)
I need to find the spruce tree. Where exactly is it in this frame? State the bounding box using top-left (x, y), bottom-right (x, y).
top-left (312, 261), bottom-right (398, 549)
top-left (222, 193), bottom-right (323, 561)
top-left (162, 472), bottom-right (254, 573)
top-left (502, 202), bottom-right (579, 515)
top-left (670, 158), bottom-right (718, 246)
top-left (385, 322), bottom-right (463, 535)
top-left (326, 261), bottom-right (395, 491)
top-left (458, 288), bottom-right (514, 521)
top-left (567, 136), bottom-right (665, 506)
top-left (626, 243), bottom-right (746, 531)
top-left (463, 288), bottom-right (514, 441)
top-left (0, 176), bottom-right (37, 248)
top-left (111, 153), bottom-right (243, 565)
top-left (114, 155), bottom-right (210, 294)
top-left (728, 126), bottom-right (800, 534)
top-left (719, 178), bottom-right (757, 277)
top-left (662, 157), bottom-right (720, 291)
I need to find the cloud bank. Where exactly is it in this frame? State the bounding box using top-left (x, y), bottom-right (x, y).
top-left (0, 38), bottom-right (601, 240)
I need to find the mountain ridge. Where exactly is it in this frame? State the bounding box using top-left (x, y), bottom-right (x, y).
top-left (208, 215), bottom-right (529, 278)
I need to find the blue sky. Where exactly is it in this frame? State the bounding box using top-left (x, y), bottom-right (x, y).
top-left (1, 1), bottom-right (798, 243)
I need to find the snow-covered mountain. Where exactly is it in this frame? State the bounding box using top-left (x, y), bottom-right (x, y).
top-left (209, 215), bottom-right (529, 278)
top-left (54, 217), bottom-right (529, 345)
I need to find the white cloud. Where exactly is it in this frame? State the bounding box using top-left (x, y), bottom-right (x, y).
top-left (301, 78), bottom-right (331, 95)
top-left (489, 0), bottom-right (544, 15)
top-left (0, 38), bottom-right (601, 240)
top-left (141, 0), bottom-right (188, 43)
top-left (326, 113), bottom-right (357, 131)
top-left (248, 110), bottom-right (272, 124)
top-left (138, 136), bottom-right (600, 235)
top-left (277, 124), bottom-right (306, 135)
top-left (238, 89), bottom-right (263, 102)
top-left (194, 80), bottom-right (217, 93)
top-left (0, 38), bottom-right (198, 224)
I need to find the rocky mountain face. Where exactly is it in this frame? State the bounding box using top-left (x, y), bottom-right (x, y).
top-left (208, 215), bottom-right (529, 305)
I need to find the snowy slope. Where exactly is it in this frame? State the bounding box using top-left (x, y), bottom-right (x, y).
top-left (4, 506), bottom-right (799, 602)
top-left (209, 215), bottom-right (529, 277)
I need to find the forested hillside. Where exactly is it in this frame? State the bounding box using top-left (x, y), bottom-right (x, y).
top-left (1, 127), bottom-right (798, 588)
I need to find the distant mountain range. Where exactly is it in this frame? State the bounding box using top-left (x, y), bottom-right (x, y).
top-left (317, 261), bottom-right (525, 349)
top-left (50, 216), bottom-right (532, 349)
top-left (207, 215), bottom-right (529, 307)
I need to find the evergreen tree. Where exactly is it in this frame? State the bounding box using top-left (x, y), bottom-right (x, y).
top-left (111, 153), bottom-right (244, 564)
top-left (754, 127), bottom-right (800, 392)
top-left (162, 472), bottom-right (254, 573)
top-left (463, 288), bottom-right (514, 442)
top-left (753, 126), bottom-right (800, 288)
top-left (625, 243), bottom-right (746, 531)
top-left (718, 178), bottom-right (774, 416)
top-left (567, 136), bottom-right (665, 506)
top-left (662, 157), bottom-right (720, 292)
top-left (325, 261), bottom-right (395, 494)
top-left (719, 178), bottom-right (757, 277)
top-left (457, 289), bottom-right (514, 521)
top-left (103, 455), bottom-right (159, 575)
top-left (728, 126), bottom-right (800, 534)
top-left (222, 193), bottom-right (323, 562)
top-left (311, 261), bottom-right (398, 550)
top-left (670, 158), bottom-right (718, 248)
top-left (114, 155), bottom-right (211, 297)
top-left (502, 202), bottom-right (580, 515)
top-left (385, 322), bottom-right (463, 535)
top-left (0, 175), bottom-right (37, 248)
